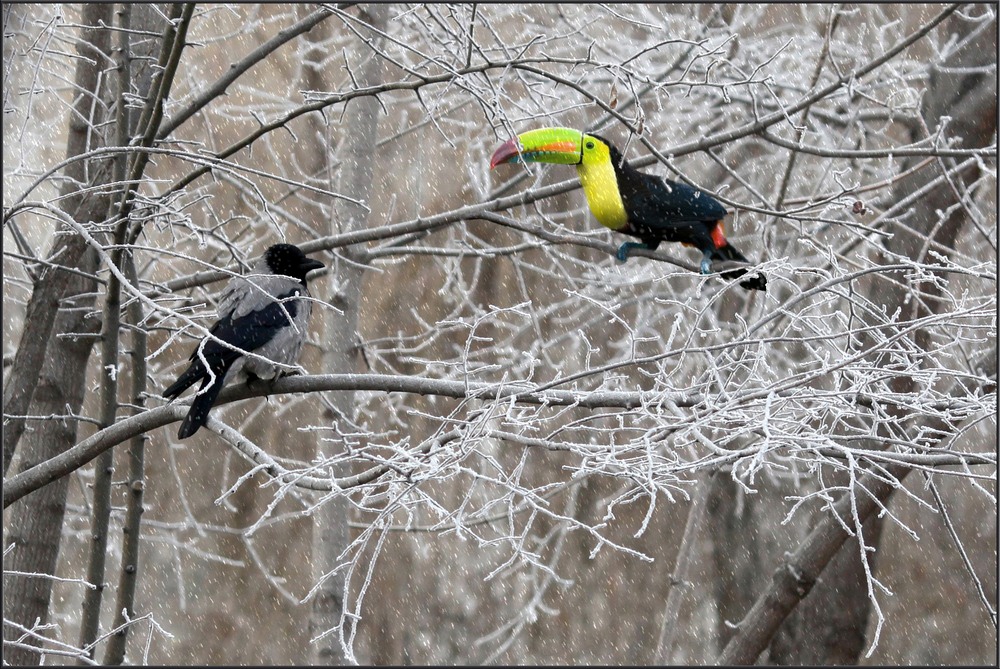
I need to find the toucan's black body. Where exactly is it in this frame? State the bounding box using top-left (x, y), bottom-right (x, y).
top-left (595, 136), bottom-right (766, 291)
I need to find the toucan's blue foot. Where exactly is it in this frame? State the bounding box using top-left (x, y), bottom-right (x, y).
top-left (616, 242), bottom-right (649, 263)
top-left (700, 252), bottom-right (713, 276)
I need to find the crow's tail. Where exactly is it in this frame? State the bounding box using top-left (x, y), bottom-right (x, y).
top-left (711, 243), bottom-right (766, 291)
top-left (163, 361), bottom-right (205, 400)
top-left (176, 368), bottom-right (231, 439)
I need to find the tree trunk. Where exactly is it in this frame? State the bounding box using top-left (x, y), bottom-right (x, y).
top-left (2, 5), bottom-right (114, 664)
top-left (2, 2), bottom-right (115, 475)
top-left (710, 10), bottom-right (996, 664)
top-left (3, 246), bottom-right (101, 666)
top-left (310, 5), bottom-right (390, 664)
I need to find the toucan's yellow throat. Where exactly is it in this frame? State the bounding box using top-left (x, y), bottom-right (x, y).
top-left (490, 127), bottom-right (629, 231)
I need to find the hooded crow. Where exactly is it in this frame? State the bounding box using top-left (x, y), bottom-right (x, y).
top-left (164, 243), bottom-right (325, 439)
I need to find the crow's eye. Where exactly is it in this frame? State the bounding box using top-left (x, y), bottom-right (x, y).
top-left (585, 141), bottom-right (595, 149)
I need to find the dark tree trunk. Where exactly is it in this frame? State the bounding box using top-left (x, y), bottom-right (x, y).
top-left (2, 2), bottom-right (114, 475)
top-left (709, 10), bottom-right (996, 664)
top-left (2, 247), bottom-right (101, 666)
top-left (2, 4), bottom-right (114, 664)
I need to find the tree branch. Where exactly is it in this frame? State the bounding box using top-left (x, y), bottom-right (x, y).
top-left (715, 350), bottom-right (997, 664)
top-left (5, 370), bottom-right (994, 510)
top-left (156, 5), bottom-right (347, 139)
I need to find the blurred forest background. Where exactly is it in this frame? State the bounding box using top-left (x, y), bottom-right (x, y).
top-left (3, 3), bottom-right (996, 665)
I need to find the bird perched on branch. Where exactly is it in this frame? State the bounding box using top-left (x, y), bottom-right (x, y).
top-left (163, 243), bottom-right (325, 439)
top-left (490, 127), bottom-right (766, 291)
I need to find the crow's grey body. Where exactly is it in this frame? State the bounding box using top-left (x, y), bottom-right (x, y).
top-left (215, 269), bottom-right (313, 384)
top-left (163, 244), bottom-right (324, 439)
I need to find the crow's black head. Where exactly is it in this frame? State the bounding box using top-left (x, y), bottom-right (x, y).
top-left (263, 244), bottom-right (325, 284)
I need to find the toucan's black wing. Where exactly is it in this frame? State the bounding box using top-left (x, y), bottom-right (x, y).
top-left (612, 165), bottom-right (728, 250)
top-left (604, 150), bottom-right (764, 291)
top-left (623, 171), bottom-right (728, 226)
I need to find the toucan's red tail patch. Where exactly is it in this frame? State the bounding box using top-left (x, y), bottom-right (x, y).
top-left (711, 221), bottom-right (727, 249)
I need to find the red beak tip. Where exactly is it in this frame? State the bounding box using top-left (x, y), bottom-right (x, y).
top-left (489, 138), bottom-right (520, 170)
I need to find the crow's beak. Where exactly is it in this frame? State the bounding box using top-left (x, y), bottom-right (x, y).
top-left (300, 258), bottom-right (325, 275)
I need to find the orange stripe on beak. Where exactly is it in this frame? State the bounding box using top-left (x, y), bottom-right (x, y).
top-left (534, 140), bottom-right (579, 154)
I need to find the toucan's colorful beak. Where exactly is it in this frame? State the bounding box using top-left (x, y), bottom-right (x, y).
top-left (490, 127), bottom-right (584, 169)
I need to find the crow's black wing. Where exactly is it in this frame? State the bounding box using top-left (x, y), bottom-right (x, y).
top-left (201, 291), bottom-right (300, 365)
top-left (163, 290), bottom-right (300, 399)
top-left (166, 290), bottom-right (303, 438)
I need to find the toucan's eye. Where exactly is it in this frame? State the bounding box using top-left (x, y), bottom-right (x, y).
top-left (585, 141), bottom-right (595, 150)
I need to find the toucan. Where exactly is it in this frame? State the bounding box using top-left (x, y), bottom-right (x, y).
top-left (490, 127), bottom-right (766, 291)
